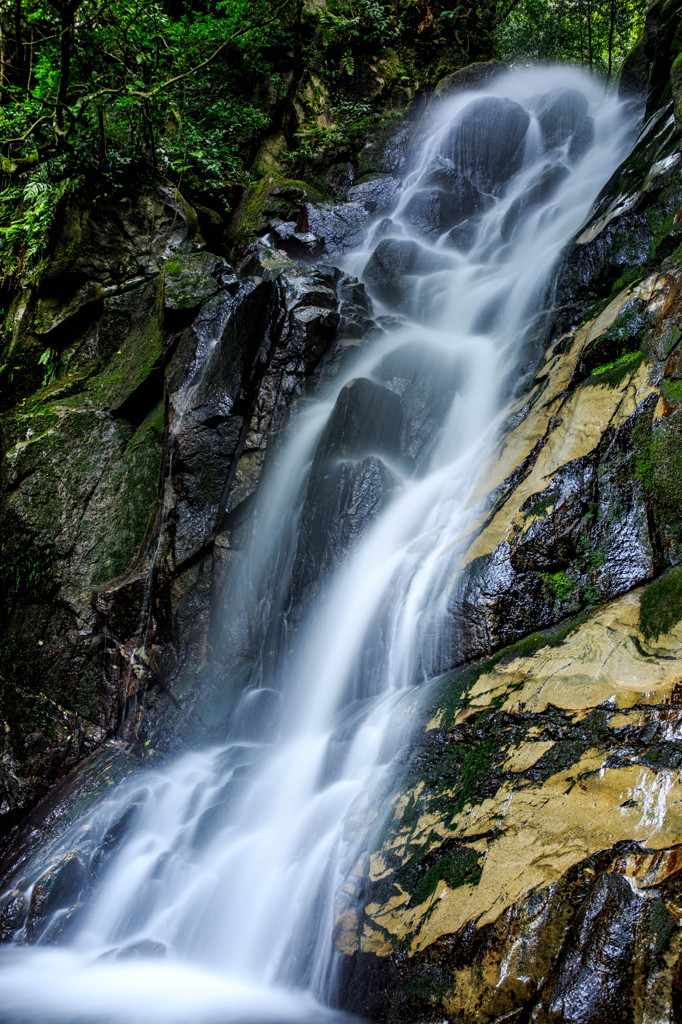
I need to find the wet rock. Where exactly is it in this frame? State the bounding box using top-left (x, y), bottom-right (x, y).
top-left (115, 940), bottom-right (167, 959)
top-left (500, 163), bottom-right (569, 241)
top-left (44, 185), bottom-right (199, 291)
top-left (240, 245), bottom-right (295, 281)
top-left (337, 581), bottom-right (682, 1023)
top-left (0, 890), bottom-right (27, 941)
top-left (530, 872), bottom-right (639, 1024)
top-left (569, 115), bottom-right (595, 161)
top-left (363, 239), bottom-right (440, 305)
top-left (553, 101), bottom-right (681, 326)
top-left (231, 176), bottom-right (321, 242)
top-left (268, 222), bottom-right (324, 260)
top-left (316, 378), bottom-right (403, 465)
top-left (171, 280), bottom-right (284, 564)
top-left (438, 97), bottom-right (531, 195)
top-left (305, 202), bottom-right (369, 258)
top-left (443, 221), bottom-right (478, 251)
top-left (231, 687), bottom-right (282, 743)
top-left (531, 87), bottom-right (589, 150)
top-left (26, 851), bottom-right (86, 942)
top-left (218, 266), bottom-right (343, 522)
top-left (402, 178), bottom-right (489, 240)
top-left (346, 176), bottom-right (400, 216)
top-left (377, 343), bottom-right (461, 467)
top-left (286, 378), bottom-right (403, 612)
top-left (289, 455), bottom-right (402, 613)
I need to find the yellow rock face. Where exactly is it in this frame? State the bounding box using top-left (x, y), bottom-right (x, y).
top-left (458, 275), bottom-right (667, 570)
top-left (336, 582), bottom-right (682, 963)
top-left (469, 590), bottom-right (682, 715)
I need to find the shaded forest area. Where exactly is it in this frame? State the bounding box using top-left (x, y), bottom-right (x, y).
top-left (0, 0), bottom-right (645, 316)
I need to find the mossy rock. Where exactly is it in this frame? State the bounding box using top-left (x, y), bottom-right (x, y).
top-left (163, 252), bottom-right (221, 314)
top-left (86, 276), bottom-right (164, 415)
top-left (639, 566), bottom-right (682, 640)
top-left (231, 174), bottom-right (324, 242)
top-left (633, 408), bottom-right (682, 560)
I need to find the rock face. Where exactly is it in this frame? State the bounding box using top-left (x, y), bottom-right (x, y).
top-left (0, 185), bottom-right (376, 828)
top-left (334, 3), bottom-right (682, 1021)
top-left (337, 591), bottom-right (682, 1022)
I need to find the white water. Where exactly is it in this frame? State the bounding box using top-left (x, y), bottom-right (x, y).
top-left (0, 68), bottom-right (636, 1024)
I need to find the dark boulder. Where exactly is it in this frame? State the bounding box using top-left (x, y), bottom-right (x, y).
top-left (26, 851), bottom-right (86, 942)
top-left (305, 202), bottom-right (369, 258)
top-left (286, 378), bottom-right (404, 612)
top-left (289, 455), bottom-right (402, 614)
top-left (432, 60), bottom-right (508, 101)
top-left (438, 97), bottom-right (531, 195)
top-left (377, 342), bottom-right (461, 467)
top-left (346, 175), bottom-right (400, 215)
top-left (569, 115), bottom-right (595, 161)
top-left (531, 87), bottom-right (589, 150)
top-left (500, 163), bottom-right (570, 241)
top-left (315, 377), bottom-right (403, 464)
top-left (402, 176), bottom-right (491, 239)
top-left (269, 221), bottom-right (324, 260)
top-left (363, 239), bottom-right (440, 305)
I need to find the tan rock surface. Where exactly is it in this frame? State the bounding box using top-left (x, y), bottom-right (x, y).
top-left (340, 586), bottom-right (682, 960)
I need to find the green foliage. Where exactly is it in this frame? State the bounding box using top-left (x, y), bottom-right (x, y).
top-left (662, 379), bottom-right (682, 406)
top-left (639, 567), bottom-right (682, 641)
top-left (496, 0), bottom-right (646, 76)
top-left (0, 0), bottom-right (298, 277)
top-left (290, 101), bottom-right (402, 163)
top-left (38, 347), bottom-right (58, 387)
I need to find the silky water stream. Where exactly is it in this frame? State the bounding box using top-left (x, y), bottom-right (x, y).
top-left (0, 68), bottom-right (637, 1024)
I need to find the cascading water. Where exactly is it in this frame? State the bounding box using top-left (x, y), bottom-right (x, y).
top-left (0, 67), bottom-right (637, 1024)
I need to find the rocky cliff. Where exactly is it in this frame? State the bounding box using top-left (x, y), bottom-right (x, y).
top-left (335, 2), bottom-right (682, 1020)
top-left (0, 178), bottom-right (389, 831)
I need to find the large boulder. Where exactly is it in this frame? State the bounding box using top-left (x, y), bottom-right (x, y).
top-left (286, 378), bottom-right (403, 612)
top-left (531, 87), bottom-right (589, 149)
top-left (402, 174), bottom-right (491, 240)
top-left (438, 97), bottom-right (531, 195)
top-left (363, 239), bottom-right (440, 305)
top-left (377, 342), bottom-right (461, 467)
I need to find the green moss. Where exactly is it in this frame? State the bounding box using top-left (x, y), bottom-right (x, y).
top-left (590, 349), bottom-right (642, 378)
top-left (450, 728), bottom-right (499, 816)
top-left (539, 570), bottom-right (576, 603)
top-left (89, 399), bottom-right (165, 588)
top-left (610, 267), bottom-right (643, 297)
top-left (412, 846), bottom-right (482, 904)
top-left (662, 378), bottom-right (682, 406)
top-left (522, 492), bottom-right (554, 520)
top-left (86, 277), bottom-right (164, 411)
top-left (235, 174), bottom-right (324, 242)
top-left (639, 567), bottom-right (682, 641)
top-left (633, 411), bottom-right (682, 555)
top-left (165, 260), bottom-right (182, 278)
top-left (583, 303), bottom-right (643, 377)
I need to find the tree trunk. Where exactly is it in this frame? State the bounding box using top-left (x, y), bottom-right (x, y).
top-left (13, 0), bottom-right (23, 87)
top-left (607, 0), bottom-right (616, 83)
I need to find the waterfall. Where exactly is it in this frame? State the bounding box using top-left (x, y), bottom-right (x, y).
top-left (0, 67), bottom-right (636, 1024)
